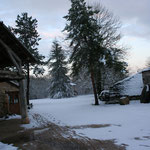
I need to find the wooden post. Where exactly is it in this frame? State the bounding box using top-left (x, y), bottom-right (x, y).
top-left (26, 63), bottom-right (30, 105)
top-left (0, 39), bottom-right (21, 72)
top-left (19, 79), bottom-right (29, 124)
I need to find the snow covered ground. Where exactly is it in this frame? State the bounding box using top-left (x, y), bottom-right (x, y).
top-left (0, 115), bottom-right (21, 121)
top-left (0, 142), bottom-right (18, 150)
top-left (26, 95), bottom-right (150, 150)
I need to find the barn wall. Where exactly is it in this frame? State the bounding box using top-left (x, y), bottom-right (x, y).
top-left (0, 82), bottom-right (19, 117)
top-left (0, 91), bottom-right (8, 117)
top-left (0, 82), bottom-right (19, 92)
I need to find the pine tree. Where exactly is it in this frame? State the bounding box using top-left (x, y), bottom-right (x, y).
top-left (48, 40), bottom-right (74, 99)
top-left (11, 12), bottom-right (45, 105)
top-left (12, 13), bottom-right (44, 62)
top-left (64, 0), bottom-right (104, 105)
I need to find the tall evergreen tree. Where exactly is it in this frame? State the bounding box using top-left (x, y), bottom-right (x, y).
top-left (11, 12), bottom-right (44, 105)
top-left (48, 40), bottom-right (74, 99)
top-left (64, 1), bottom-right (128, 100)
top-left (64, 0), bottom-right (104, 105)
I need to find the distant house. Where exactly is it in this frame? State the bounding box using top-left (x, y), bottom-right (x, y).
top-left (112, 72), bottom-right (144, 99)
top-left (0, 22), bottom-right (36, 123)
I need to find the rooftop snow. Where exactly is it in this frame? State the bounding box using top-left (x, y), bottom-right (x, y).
top-left (114, 72), bottom-right (143, 96)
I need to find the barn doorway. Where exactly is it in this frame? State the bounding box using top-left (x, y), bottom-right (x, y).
top-left (7, 92), bottom-right (20, 115)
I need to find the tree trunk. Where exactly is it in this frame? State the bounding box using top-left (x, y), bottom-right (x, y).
top-left (90, 66), bottom-right (99, 105)
top-left (26, 63), bottom-right (30, 105)
top-left (96, 68), bottom-right (102, 95)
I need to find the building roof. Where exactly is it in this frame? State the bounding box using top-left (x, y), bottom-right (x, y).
top-left (0, 70), bottom-right (24, 81)
top-left (113, 72), bottom-right (143, 96)
top-left (0, 22), bottom-right (37, 68)
top-left (141, 67), bottom-right (150, 73)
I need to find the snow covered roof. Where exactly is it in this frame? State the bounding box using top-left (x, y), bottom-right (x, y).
top-left (113, 72), bottom-right (143, 96)
top-left (140, 67), bottom-right (150, 73)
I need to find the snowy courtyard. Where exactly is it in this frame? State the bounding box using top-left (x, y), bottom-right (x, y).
top-left (1, 0), bottom-right (150, 150)
top-left (22, 94), bottom-right (150, 150)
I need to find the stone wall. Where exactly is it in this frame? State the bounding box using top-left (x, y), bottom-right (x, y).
top-left (142, 70), bottom-right (150, 85)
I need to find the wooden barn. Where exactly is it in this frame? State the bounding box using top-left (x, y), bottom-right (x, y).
top-left (0, 22), bottom-right (36, 123)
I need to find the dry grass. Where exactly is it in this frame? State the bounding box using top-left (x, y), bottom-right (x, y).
top-left (68, 124), bottom-right (111, 129)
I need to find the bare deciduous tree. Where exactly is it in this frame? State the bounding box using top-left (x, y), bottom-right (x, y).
top-left (92, 3), bottom-right (128, 94)
top-left (93, 3), bottom-right (121, 49)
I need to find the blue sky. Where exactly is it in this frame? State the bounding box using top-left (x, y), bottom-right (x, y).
top-left (0, 0), bottom-right (150, 73)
